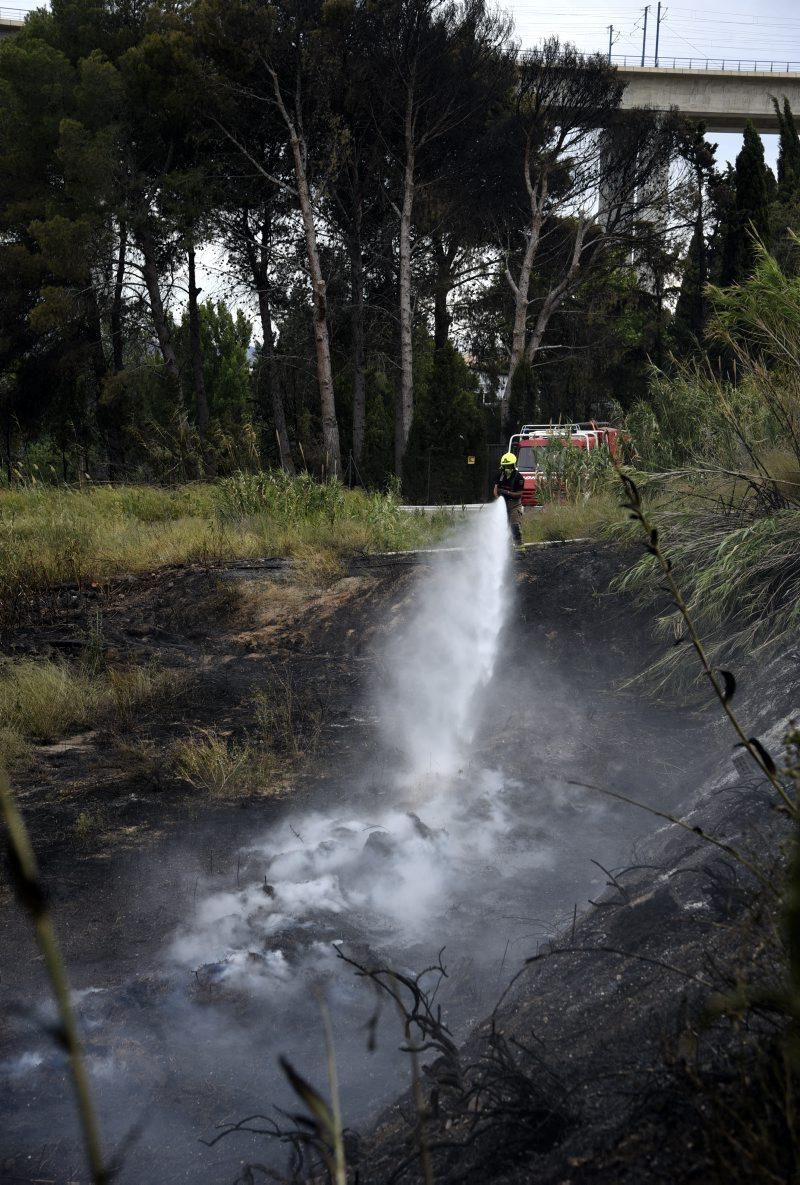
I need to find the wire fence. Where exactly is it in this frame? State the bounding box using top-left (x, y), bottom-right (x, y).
top-left (610, 54), bottom-right (800, 74)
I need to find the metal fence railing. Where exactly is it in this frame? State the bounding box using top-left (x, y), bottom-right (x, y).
top-left (610, 54), bottom-right (800, 74)
top-left (0, 8), bottom-right (28, 21)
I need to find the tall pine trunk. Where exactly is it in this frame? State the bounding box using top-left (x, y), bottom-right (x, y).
top-left (268, 64), bottom-right (341, 476)
top-left (349, 221), bottom-right (366, 467)
top-left (138, 224), bottom-right (181, 391)
top-left (187, 242), bottom-right (210, 441)
top-left (396, 85), bottom-right (416, 477)
top-left (501, 153), bottom-right (547, 432)
top-left (501, 227), bottom-right (537, 432)
top-left (250, 226), bottom-right (295, 476)
top-left (111, 221), bottom-right (127, 372)
top-left (292, 142), bottom-right (341, 477)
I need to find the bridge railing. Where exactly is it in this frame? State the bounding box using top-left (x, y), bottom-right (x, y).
top-left (0, 7), bottom-right (28, 20)
top-left (610, 54), bottom-right (800, 74)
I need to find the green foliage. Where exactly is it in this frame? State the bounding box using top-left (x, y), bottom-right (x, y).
top-left (630, 246), bottom-right (800, 474)
top-left (215, 470), bottom-right (348, 522)
top-left (0, 0), bottom-right (742, 493)
top-left (617, 507), bottom-right (800, 669)
top-left (708, 241), bottom-right (800, 375)
top-left (534, 438), bottom-right (614, 503)
top-left (174, 299), bottom-right (253, 422)
top-left (672, 221), bottom-right (708, 349)
top-left (403, 342), bottom-right (486, 503)
top-left (0, 475), bottom-right (448, 628)
top-left (626, 368), bottom-right (777, 471)
top-left (774, 97), bottom-right (800, 198)
top-left (620, 247), bottom-right (800, 682)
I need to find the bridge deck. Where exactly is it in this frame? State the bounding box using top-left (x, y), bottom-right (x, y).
top-left (618, 65), bottom-right (800, 133)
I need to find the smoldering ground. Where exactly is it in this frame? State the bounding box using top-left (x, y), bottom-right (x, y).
top-left (0, 522), bottom-right (722, 1184)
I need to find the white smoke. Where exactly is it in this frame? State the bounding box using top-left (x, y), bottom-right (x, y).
top-left (377, 499), bottom-right (511, 784)
top-left (167, 768), bottom-right (555, 991)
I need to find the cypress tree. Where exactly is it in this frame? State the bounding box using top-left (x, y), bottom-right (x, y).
top-left (774, 97), bottom-right (800, 196)
top-left (720, 121), bottom-right (773, 285)
top-left (673, 220), bottom-right (708, 346)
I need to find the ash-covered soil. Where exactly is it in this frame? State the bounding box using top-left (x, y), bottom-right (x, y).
top-left (1, 541), bottom-right (797, 1184)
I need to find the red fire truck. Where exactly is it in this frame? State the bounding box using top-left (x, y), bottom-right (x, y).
top-left (508, 422), bottom-right (621, 506)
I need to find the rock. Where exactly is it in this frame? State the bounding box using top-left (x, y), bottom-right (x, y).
top-left (406, 812), bottom-right (445, 841)
top-left (363, 830), bottom-right (396, 859)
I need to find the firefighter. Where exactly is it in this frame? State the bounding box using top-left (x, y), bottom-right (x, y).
top-left (493, 452), bottom-right (524, 546)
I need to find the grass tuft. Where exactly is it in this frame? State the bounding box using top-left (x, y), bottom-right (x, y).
top-left (0, 658), bottom-right (189, 745)
top-left (0, 660), bottom-right (99, 742)
top-left (172, 728), bottom-right (276, 799)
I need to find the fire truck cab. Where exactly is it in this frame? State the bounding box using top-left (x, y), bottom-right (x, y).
top-left (508, 422), bottom-right (621, 506)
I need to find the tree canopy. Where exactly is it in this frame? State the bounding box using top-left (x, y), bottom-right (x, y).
top-left (3, 1), bottom-right (793, 493)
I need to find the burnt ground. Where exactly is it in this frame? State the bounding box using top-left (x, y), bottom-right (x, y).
top-left (0, 540), bottom-right (798, 1184)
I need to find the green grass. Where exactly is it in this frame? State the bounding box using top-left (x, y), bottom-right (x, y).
top-left (0, 475), bottom-right (449, 626)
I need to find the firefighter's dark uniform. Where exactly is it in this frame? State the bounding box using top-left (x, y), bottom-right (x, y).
top-left (494, 468), bottom-right (525, 544)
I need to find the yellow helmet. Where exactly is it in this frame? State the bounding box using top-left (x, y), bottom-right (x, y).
top-left (500, 452), bottom-right (517, 468)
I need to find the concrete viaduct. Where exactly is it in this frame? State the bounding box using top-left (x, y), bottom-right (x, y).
top-left (0, 12), bottom-right (24, 40)
top-left (617, 64), bottom-right (800, 134)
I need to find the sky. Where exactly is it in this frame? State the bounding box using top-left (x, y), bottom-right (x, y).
top-left (503, 0), bottom-right (800, 170)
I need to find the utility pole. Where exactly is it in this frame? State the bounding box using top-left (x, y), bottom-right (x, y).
top-left (654, 2), bottom-right (662, 66)
top-left (607, 24), bottom-right (614, 64)
top-left (641, 4), bottom-right (650, 67)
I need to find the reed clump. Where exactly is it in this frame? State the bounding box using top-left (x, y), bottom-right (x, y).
top-left (620, 245), bottom-right (800, 680)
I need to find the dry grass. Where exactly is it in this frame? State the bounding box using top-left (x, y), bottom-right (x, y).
top-left (252, 678), bottom-right (326, 759)
top-left (0, 477), bottom-right (447, 628)
top-left (0, 725), bottom-right (30, 767)
top-left (0, 657), bottom-right (188, 751)
top-left (522, 492), bottom-right (625, 543)
top-left (0, 660), bottom-right (99, 743)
